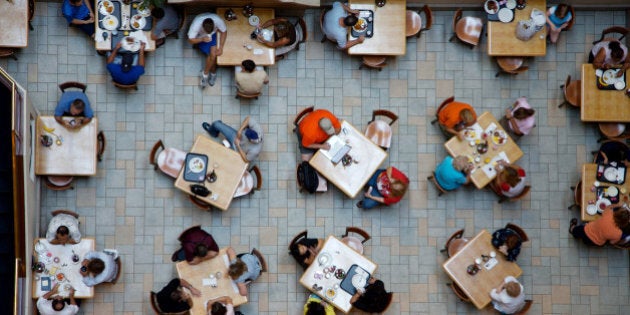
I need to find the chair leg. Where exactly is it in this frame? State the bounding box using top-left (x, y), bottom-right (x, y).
top-left (558, 101), bottom-right (566, 108)
top-left (495, 71), bottom-right (501, 78)
top-left (448, 34), bottom-right (456, 42)
top-left (321, 35), bottom-right (327, 43)
top-left (430, 118), bottom-right (438, 125)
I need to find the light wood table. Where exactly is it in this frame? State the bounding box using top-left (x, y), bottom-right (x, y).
top-left (580, 163), bottom-right (630, 222)
top-left (176, 248), bottom-right (247, 315)
top-left (442, 230), bottom-right (522, 310)
top-left (32, 238), bottom-right (95, 299)
top-left (94, 0), bottom-right (155, 52)
top-left (299, 236), bottom-right (377, 314)
top-left (35, 116), bottom-right (98, 176)
top-left (347, 0), bottom-right (406, 56)
top-left (216, 8), bottom-right (275, 66)
top-left (580, 64), bottom-right (630, 122)
top-left (0, 0), bottom-right (29, 47)
top-left (444, 112), bottom-right (523, 189)
top-left (487, 0), bottom-right (547, 56)
top-left (309, 120), bottom-right (388, 198)
top-left (174, 134), bottom-right (248, 211)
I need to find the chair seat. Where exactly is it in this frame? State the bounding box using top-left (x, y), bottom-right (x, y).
top-left (497, 57), bottom-right (524, 72)
top-left (234, 170), bottom-right (255, 197)
top-left (456, 17), bottom-right (483, 46)
top-left (157, 148), bottom-right (186, 178)
top-left (362, 56), bottom-right (387, 67)
top-left (447, 238), bottom-right (468, 257)
top-left (566, 80), bottom-right (581, 107)
top-left (365, 120), bottom-right (393, 149)
top-left (342, 236), bottom-right (364, 254)
top-left (47, 176), bottom-right (74, 186)
top-left (599, 123), bottom-right (626, 138)
top-left (406, 10), bottom-right (422, 37)
top-left (316, 172), bottom-right (328, 192)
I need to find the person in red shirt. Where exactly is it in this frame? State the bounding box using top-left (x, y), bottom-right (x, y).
top-left (357, 166), bottom-right (409, 209)
top-left (569, 206), bottom-right (629, 246)
top-left (437, 101), bottom-right (477, 140)
top-left (491, 161), bottom-right (527, 198)
top-left (171, 225), bottom-right (219, 264)
top-left (296, 109), bottom-right (341, 160)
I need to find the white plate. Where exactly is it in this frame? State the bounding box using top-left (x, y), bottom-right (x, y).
top-left (602, 69), bottom-right (619, 84)
top-left (595, 199), bottom-right (611, 213)
top-left (491, 130), bottom-right (508, 145)
top-left (325, 287), bottom-right (337, 299)
top-left (505, 0), bottom-right (517, 9)
top-left (317, 252), bottom-right (332, 267)
top-left (606, 186), bottom-right (619, 197)
top-left (248, 15), bottom-right (260, 26)
top-left (353, 17), bottom-right (368, 31)
top-left (261, 28), bottom-right (273, 42)
top-left (586, 204), bottom-right (598, 215)
top-left (102, 15), bottom-right (119, 31)
top-left (352, 274), bottom-right (367, 289)
top-left (463, 128), bottom-right (478, 141)
top-left (137, 7), bottom-right (151, 17)
top-left (121, 37), bottom-right (140, 52)
top-left (604, 167), bottom-right (618, 182)
top-left (498, 8), bottom-right (514, 23)
top-left (99, 0), bottom-right (114, 15)
top-left (484, 0), bottom-right (499, 14)
top-left (614, 81), bottom-right (626, 90)
top-left (131, 15), bottom-right (146, 30)
top-left (188, 157), bottom-right (205, 173)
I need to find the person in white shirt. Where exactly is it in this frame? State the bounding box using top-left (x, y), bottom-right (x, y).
top-left (490, 276), bottom-right (526, 314)
top-left (206, 296), bottom-right (235, 315)
top-left (36, 284), bottom-right (79, 315)
top-left (187, 13), bottom-right (227, 88)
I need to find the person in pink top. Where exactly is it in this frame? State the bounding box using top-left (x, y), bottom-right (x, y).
top-left (504, 97), bottom-right (536, 136)
top-left (569, 206), bottom-right (629, 246)
top-left (357, 166), bottom-right (409, 209)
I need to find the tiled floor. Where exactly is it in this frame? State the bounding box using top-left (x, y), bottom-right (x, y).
top-left (5, 3), bottom-right (630, 314)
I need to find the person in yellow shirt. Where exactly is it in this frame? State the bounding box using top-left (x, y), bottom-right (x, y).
top-left (303, 294), bottom-right (335, 315)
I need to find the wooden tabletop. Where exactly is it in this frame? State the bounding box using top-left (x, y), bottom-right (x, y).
top-left (444, 112), bottom-right (523, 189)
top-left (35, 116), bottom-right (98, 176)
top-left (347, 0), bottom-right (406, 56)
top-left (580, 163), bottom-right (630, 222)
top-left (442, 230), bottom-right (522, 310)
top-left (487, 0), bottom-right (547, 57)
top-left (0, 0), bottom-right (29, 47)
top-left (580, 64), bottom-right (630, 122)
top-left (299, 236), bottom-right (378, 314)
top-left (216, 8), bottom-right (275, 66)
top-left (174, 134), bottom-right (249, 211)
top-left (32, 238), bottom-right (95, 299)
top-left (176, 248), bottom-right (247, 314)
top-left (309, 120), bottom-right (388, 198)
top-left (94, 0), bottom-right (156, 52)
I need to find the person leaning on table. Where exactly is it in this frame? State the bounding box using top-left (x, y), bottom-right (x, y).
top-left (227, 247), bottom-right (262, 296)
top-left (172, 225), bottom-right (220, 265)
top-left (589, 37), bottom-right (630, 77)
top-left (155, 278), bottom-right (200, 313)
top-left (504, 97), bottom-right (535, 136)
top-left (490, 276), bottom-right (526, 315)
top-left (433, 156), bottom-right (473, 191)
top-left (289, 237), bottom-right (324, 269)
top-left (356, 166), bottom-right (409, 209)
top-left (437, 101), bottom-right (477, 140)
top-left (350, 276), bottom-right (392, 313)
top-left (79, 250), bottom-right (118, 286)
top-left (54, 92), bottom-right (93, 130)
top-left (46, 213), bottom-right (81, 245)
top-left (303, 293), bottom-right (335, 315)
top-left (569, 205), bottom-right (630, 246)
top-left (296, 109), bottom-right (341, 161)
top-left (107, 41), bottom-right (146, 85)
top-left (37, 284), bottom-right (79, 315)
top-left (322, 2), bottom-right (365, 50)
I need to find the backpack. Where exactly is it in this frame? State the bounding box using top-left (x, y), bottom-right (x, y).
top-left (297, 161), bottom-right (318, 193)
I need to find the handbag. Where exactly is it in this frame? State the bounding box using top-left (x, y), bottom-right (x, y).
top-left (515, 19), bottom-right (536, 41)
top-left (190, 184), bottom-right (210, 197)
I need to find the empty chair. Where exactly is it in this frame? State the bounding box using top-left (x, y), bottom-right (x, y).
top-left (427, 172), bottom-right (448, 196)
top-left (234, 165), bottom-right (262, 198)
top-left (406, 5), bottom-right (433, 38)
top-left (0, 48), bottom-right (18, 60)
top-left (341, 226), bottom-right (371, 254)
top-left (495, 57), bottom-right (529, 77)
top-left (567, 179), bottom-right (582, 211)
top-left (440, 229), bottom-right (469, 258)
top-left (149, 140), bottom-right (186, 178)
top-left (598, 123), bottom-right (626, 142)
top-left (364, 109), bottom-right (398, 150)
top-left (359, 55), bottom-right (388, 71)
top-left (592, 26), bottom-right (629, 45)
top-left (448, 282), bottom-right (471, 302)
top-left (449, 9), bottom-right (483, 48)
top-left (44, 175), bottom-right (74, 191)
top-left (557, 75), bottom-right (581, 108)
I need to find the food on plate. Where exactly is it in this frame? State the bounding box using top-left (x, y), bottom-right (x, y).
top-left (125, 37), bottom-right (135, 44)
top-left (133, 22), bottom-right (140, 29)
top-left (134, 15), bottom-right (141, 20)
top-left (492, 130), bottom-right (507, 145)
top-left (56, 273), bottom-right (65, 281)
top-left (326, 288), bottom-right (336, 298)
top-left (353, 18), bottom-right (367, 31)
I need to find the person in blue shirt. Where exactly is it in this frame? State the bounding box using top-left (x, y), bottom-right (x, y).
top-left (54, 90), bottom-right (93, 129)
top-left (434, 155), bottom-right (473, 191)
top-left (546, 4), bottom-right (572, 44)
top-left (62, 0), bottom-right (95, 37)
top-left (227, 247), bottom-right (262, 296)
top-left (106, 41), bottom-right (146, 86)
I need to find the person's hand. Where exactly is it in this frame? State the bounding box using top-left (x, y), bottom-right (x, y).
top-left (52, 284), bottom-right (60, 293)
top-left (322, 143), bottom-right (331, 151)
top-left (616, 70), bottom-right (624, 78)
top-left (115, 42), bottom-right (122, 49)
top-left (69, 288), bottom-right (76, 297)
top-left (498, 244), bottom-right (508, 256)
top-left (456, 131), bottom-right (465, 141)
top-left (358, 35), bottom-right (365, 43)
top-left (189, 286), bottom-right (201, 297)
top-left (350, 9), bottom-right (360, 15)
top-left (560, 22), bottom-right (569, 29)
top-left (140, 41), bottom-right (146, 51)
top-left (216, 46), bottom-right (223, 56)
top-left (505, 108), bottom-right (512, 118)
top-left (234, 137), bottom-right (241, 147)
top-left (364, 186), bottom-right (373, 198)
top-left (466, 163), bottom-right (475, 173)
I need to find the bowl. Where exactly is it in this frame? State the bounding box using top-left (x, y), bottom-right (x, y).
top-left (484, 0), bottom-right (499, 14)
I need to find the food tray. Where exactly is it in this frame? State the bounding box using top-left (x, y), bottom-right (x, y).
top-left (340, 264), bottom-right (370, 295)
top-left (183, 153), bottom-right (208, 182)
top-left (350, 10), bottom-right (374, 38)
top-left (98, 1), bottom-right (121, 30)
top-left (596, 71), bottom-right (626, 91)
top-left (596, 164), bottom-right (626, 185)
top-left (130, 3), bottom-right (153, 31)
top-left (596, 186), bottom-right (619, 204)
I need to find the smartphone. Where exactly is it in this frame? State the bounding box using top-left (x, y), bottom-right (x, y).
top-left (41, 277), bottom-right (51, 291)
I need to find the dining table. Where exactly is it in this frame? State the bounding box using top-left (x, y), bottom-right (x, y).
top-left (175, 248), bottom-right (247, 315)
top-left (94, 0), bottom-right (156, 52)
top-left (0, 0), bottom-right (29, 48)
top-left (443, 112), bottom-right (523, 189)
top-left (216, 8), bottom-right (275, 66)
top-left (173, 134), bottom-right (249, 211)
top-left (580, 64), bottom-right (630, 122)
top-left (299, 235), bottom-right (378, 314)
top-left (580, 163), bottom-right (630, 222)
top-left (32, 238), bottom-right (95, 299)
top-left (486, 0), bottom-right (547, 56)
top-left (35, 116), bottom-right (99, 176)
top-left (442, 230), bottom-right (523, 309)
top-left (347, 0), bottom-right (406, 56)
top-left (308, 120), bottom-right (388, 198)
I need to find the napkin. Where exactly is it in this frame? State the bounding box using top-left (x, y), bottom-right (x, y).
top-left (129, 30), bottom-right (148, 45)
top-left (95, 29), bottom-right (105, 43)
top-left (484, 122), bottom-right (498, 135)
top-left (481, 151), bottom-right (510, 178)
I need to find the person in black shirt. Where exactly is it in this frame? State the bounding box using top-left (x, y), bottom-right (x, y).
top-left (155, 278), bottom-right (200, 313)
top-left (350, 277), bottom-right (392, 313)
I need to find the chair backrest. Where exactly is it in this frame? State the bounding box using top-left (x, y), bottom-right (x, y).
top-left (562, 75), bottom-right (571, 100)
top-left (188, 195), bottom-right (212, 211)
top-left (370, 109), bottom-right (398, 126)
top-left (506, 222), bottom-right (529, 242)
top-left (421, 5), bottom-right (433, 31)
top-left (297, 17), bottom-right (308, 44)
top-left (111, 257), bottom-right (122, 284)
top-left (59, 81), bottom-right (87, 93)
top-left (514, 299), bottom-right (533, 315)
top-left (452, 9), bottom-right (462, 33)
top-left (342, 226), bottom-right (371, 244)
top-left (443, 229), bottom-right (464, 254)
top-left (250, 165), bottom-right (263, 192)
top-left (288, 230), bottom-right (308, 251)
top-left (450, 282), bottom-right (471, 302)
top-left (51, 209), bottom-right (79, 219)
top-left (150, 291), bottom-right (162, 314)
top-left (97, 131), bottom-right (106, 162)
top-left (251, 248), bottom-right (267, 272)
top-left (293, 106), bottom-right (315, 129)
top-left (428, 172), bottom-right (448, 196)
top-left (502, 185), bottom-right (531, 203)
top-left (437, 96), bottom-right (455, 118)
top-left (593, 26), bottom-right (629, 45)
top-left (565, 6), bottom-right (575, 31)
top-left (236, 90), bottom-right (261, 99)
top-left (149, 140), bottom-right (165, 169)
top-left (113, 81), bottom-right (138, 90)
top-left (573, 179), bottom-right (582, 206)
top-left (45, 176), bottom-right (74, 191)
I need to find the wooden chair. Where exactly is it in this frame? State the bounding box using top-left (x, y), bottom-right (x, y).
top-left (296, 17), bottom-right (308, 49)
top-left (188, 195), bottom-right (212, 211)
top-left (59, 81), bottom-right (87, 93)
top-left (293, 106), bottom-right (315, 132)
top-left (364, 109), bottom-right (398, 150)
top-left (495, 57), bottom-right (529, 77)
top-left (406, 5), bottom-right (433, 38)
top-left (564, 6), bottom-right (575, 31)
top-left (592, 26), bottom-right (629, 45)
top-left (558, 75), bottom-right (581, 108)
top-left (568, 179), bottom-right (582, 211)
top-left (448, 282), bottom-right (471, 302)
top-left (427, 172), bottom-right (448, 196)
top-left (431, 96), bottom-right (455, 125)
top-left (97, 131), bottom-right (106, 162)
top-left (111, 257), bottom-right (122, 284)
top-left (234, 165), bottom-right (262, 198)
top-left (505, 222), bottom-right (529, 242)
top-left (149, 140), bottom-right (186, 179)
top-left (598, 123), bottom-right (627, 142)
top-left (0, 48), bottom-right (18, 61)
top-left (495, 185), bottom-right (531, 203)
top-left (359, 55), bottom-right (388, 71)
top-left (440, 229), bottom-right (469, 258)
top-left (612, 235), bottom-right (630, 249)
top-left (44, 176), bottom-right (74, 191)
top-left (251, 248), bottom-right (267, 272)
top-left (51, 209), bottom-right (79, 219)
top-left (449, 9), bottom-right (483, 48)
top-left (514, 299), bottom-right (534, 315)
top-left (288, 230), bottom-right (308, 251)
top-left (113, 81), bottom-right (138, 90)
top-left (235, 90), bottom-right (261, 100)
top-left (341, 226), bottom-right (371, 254)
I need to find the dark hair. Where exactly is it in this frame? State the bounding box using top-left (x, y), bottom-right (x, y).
top-left (228, 259), bottom-right (247, 279)
top-left (242, 59), bottom-right (256, 72)
top-left (56, 225), bottom-right (69, 236)
top-left (501, 166), bottom-right (522, 187)
top-left (343, 15), bottom-right (358, 27)
top-left (555, 4), bottom-right (569, 19)
top-left (305, 301), bottom-right (325, 315)
top-left (202, 19), bottom-right (215, 34)
top-left (193, 243), bottom-right (208, 258)
top-left (613, 208), bottom-right (630, 229)
top-left (87, 258), bottom-right (105, 275)
top-left (71, 99), bottom-right (85, 111)
top-left (169, 287), bottom-right (184, 302)
top-left (211, 301), bottom-right (227, 315)
top-left (275, 21), bottom-right (295, 42)
top-left (513, 107), bottom-right (535, 119)
top-left (121, 53), bottom-right (134, 73)
top-left (609, 41), bottom-right (624, 60)
top-left (69, 0), bottom-right (81, 4)
top-left (505, 233), bottom-right (521, 249)
top-left (52, 298), bottom-right (66, 311)
top-left (289, 240), bottom-right (311, 268)
top-left (151, 8), bottom-right (165, 19)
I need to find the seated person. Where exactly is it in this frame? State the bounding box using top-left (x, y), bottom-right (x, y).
top-left (590, 38), bottom-right (630, 76)
top-left (357, 166), bottom-right (409, 209)
top-left (492, 161), bottom-right (527, 198)
top-left (235, 60), bottom-right (269, 95)
top-left (297, 109), bottom-right (341, 161)
top-left (289, 237), bottom-right (324, 269)
top-left (434, 156), bottom-right (473, 191)
top-left (303, 293), bottom-right (335, 315)
top-left (350, 276), bottom-right (392, 313)
top-left (151, 5), bottom-right (181, 47)
top-left (595, 141), bottom-right (630, 165)
top-left (46, 213), bottom-right (81, 245)
top-left (172, 225), bottom-right (219, 264)
top-left (54, 91), bottom-right (93, 129)
top-left (202, 116), bottom-right (264, 162)
top-left (490, 276), bottom-right (526, 314)
top-left (207, 296), bottom-right (234, 315)
top-left (80, 250), bottom-right (118, 286)
top-left (491, 227), bottom-right (523, 262)
top-left (570, 205), bottom-right (630, 246)
top-left (256, 18), bottom-right (300, 58)
top-left (62, 0), bottom-right (95, 37)
top-left (504, 97), bottom-right (535, 136)
top-left (106, 41), bottom-right (146, 86)
top-left (322, 1), bottom-right (365, 49)
top-left (227, 247), bottom-right (262, 296)
top-left (546, 4), bottom-right (572, 44)
top-left (155, 278), bottom-right (200, 313)
top-left (188, 13), bottom-right (227, 88)
top-left (37, 284), bottom-right (78, 315)
top-left (437, 101), bottom-right (477, 139)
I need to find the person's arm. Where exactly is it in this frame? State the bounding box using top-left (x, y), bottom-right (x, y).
top-left (236, 282), bottom-right (248, 296)
top-left (85, 0), bottom-right (94, 20)
top-left (43, 284), bottom-right (60, 299)
top-left (340, 2), bottom-right (360, 15)
top-left (79, 117), bottom-right (92, 126)
top-left (179, 278), bottom-right (201, 297)
top-left (545, 9), bottom-right (558, 31)
top-left (188, 256), bottom-right (202, 265)
top-left (364, 186), bottom-right (385, 204)
top-left (138, 42), bottom-right (146, 67)
top-left (593, 48), bottom-right (608, 69)
top-left (226, 247), bottom-right (236, 261)
top-left (216, 30), bottom-right (227, 56)
top-left (260, 18), bottom-right (287, 29)
top-left (350, 291), bottom-right (362, 304)
top-left (505, 108), bottom-right (523, 135)
top-left (107, 43), bottom-right (122, 64)
top-left (68, 288), bottom-right (77, 305)
top-left (306, 142), bottom-right (331, 150)
top-left (342, 35), bottom-right (365, 50)
top-left (257, 33), bottom-right (290, 48)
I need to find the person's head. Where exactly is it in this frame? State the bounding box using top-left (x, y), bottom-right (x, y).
top-left (70, 99), bottom-right (85, 116)
top-left (55, 225), bottom-right (70, 243)
top-left (210, 301), bottom-right (227, 315)
top-left (513, 107), bottom-right (535, 120)
top-left (459, 109), bottom-right (476, 127)
top-left (609, 41), bottom-right (625, 62)
top-left (289, 241), bottom-right (311, 267)
top-left (389, 178), bottom-right (408, 198)
top-left (87, 258), bottom-right (105, 275)
top-left (505, 233), bottom-right (521, 250)
top-left (169, 286), bottom-right (189, 303)
top-left (555, 4), bottom-right (569, 19)
top-left (121, 53), bottom-right (134, 73)
top-left (453, 156), bottom-right (471, 172)
top-left (193, 243), bottom-right (208, 258)
top-left (202, 18), bottom-right (215, 34)
top-left (151, 8), bottom-right (165, 19)
top-left (305, 301), bottom-right (326, 315)
top-left (228, 259), bottom-right (247, 279)
top-left (501, 166), bottom-right (522, 187)
top-left (244, 128), bottom-right (262, 144)
top-left (504, 281), bottom-right (522, 297)
top-left (242, 59), bottom-right (256, 72)
top-left (613, 207), bottom-right (630, 229)
top-left (274, 21), bottom-right (293, 39)
top-left (51, 297), bottom-right (66, 311)
top-left (318, 117), bottom-right (336, 136)
top-left (69, 0), bottom-right (82, 6)
top-left (343, 15), bottom-right (358, 27)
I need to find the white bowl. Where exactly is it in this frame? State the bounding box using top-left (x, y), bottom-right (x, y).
top-left (484, 0), bottom-right (499, 14)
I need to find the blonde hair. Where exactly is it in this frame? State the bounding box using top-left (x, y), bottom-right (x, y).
top-left (460, 109), bottom-right (475, 126)
top-left (389, 179), bottom-right (408, 197)
top-left (228, 259), bottom-right (247, 279)
top-left (453, 156), bottom-right (470, 172)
